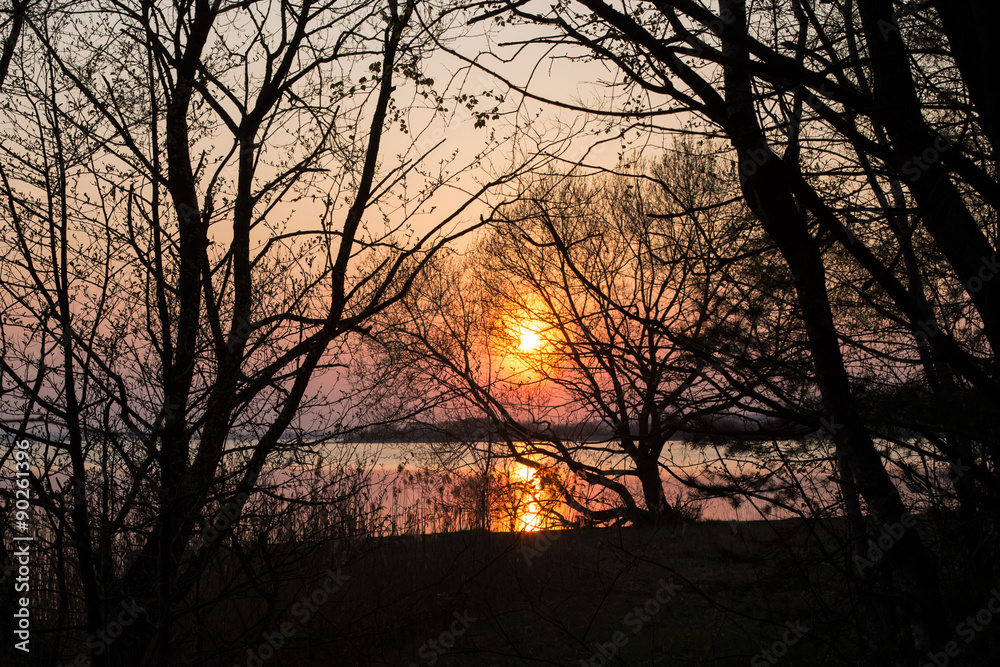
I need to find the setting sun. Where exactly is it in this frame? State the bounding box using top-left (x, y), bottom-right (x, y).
top-left (517, 325), bottom-right (543, 352)
top-left (490, 293), bottom-right (563, 378)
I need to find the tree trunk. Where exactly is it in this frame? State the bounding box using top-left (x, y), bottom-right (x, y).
top-left (720, 0), bottom-right (949, 654)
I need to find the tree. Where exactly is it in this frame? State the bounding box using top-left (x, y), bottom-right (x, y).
top-left (434, 0), bottom-right (1000, 656)
top-left (0, 0), bottom-right (543, 663)
top-left (380, 150), bottom-right (778, 526)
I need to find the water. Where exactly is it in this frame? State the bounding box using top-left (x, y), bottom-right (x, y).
top-left (331, 437), bottom-right (955, 531)
top-left (7, 436), bottom-right (951, 538)
top-left (298, 438), bottom-right (832, 530)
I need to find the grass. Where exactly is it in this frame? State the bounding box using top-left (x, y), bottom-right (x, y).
top-left (205, 518), bottom-right (868, 667)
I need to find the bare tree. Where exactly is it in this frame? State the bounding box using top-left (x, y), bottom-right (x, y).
top-left (377, 150), bottom-right (785, 526)
top-left (423, 0), bottom-right (1000, 656)
top-left (0, 0), bottom-right (549, 663)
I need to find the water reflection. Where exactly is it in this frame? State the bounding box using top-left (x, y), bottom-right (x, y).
top-left (513, 463), bottom-right (544, 532)
top-left (332, 439), bottom-right (942, 535)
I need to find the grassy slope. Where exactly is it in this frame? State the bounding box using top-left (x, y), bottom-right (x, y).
top-left (231, 519), bottom-right (863, 667)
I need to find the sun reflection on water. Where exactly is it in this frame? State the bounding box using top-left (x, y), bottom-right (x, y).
top-left (514, 463), bottom-right (544, 532)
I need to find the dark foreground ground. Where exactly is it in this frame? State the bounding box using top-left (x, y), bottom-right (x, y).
top-left (41, 515), bottom-right (993, 666)
top-left (177, 518), bottom-right (871, 666)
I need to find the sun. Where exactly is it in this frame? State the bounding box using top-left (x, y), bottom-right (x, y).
top-left (517, 325), bottom-right (543, 352)
top-left (512, 312), bottom-right (550, 354)
top-left (491, 295), bottom-right (561, 379)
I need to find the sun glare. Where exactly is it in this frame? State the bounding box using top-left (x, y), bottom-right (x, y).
top-left (492, 295), bottom-right (561, 380)
top-left (517, 326), bottom-right (543, 352)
